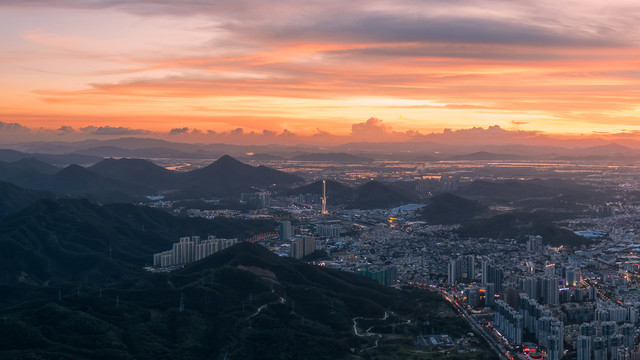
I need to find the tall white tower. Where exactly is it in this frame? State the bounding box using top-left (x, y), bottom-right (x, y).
top-left (321, 180), bottom-right (327, 214)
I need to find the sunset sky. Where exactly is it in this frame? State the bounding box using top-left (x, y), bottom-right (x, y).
top-left (1, 0), bottom-right (640, 143)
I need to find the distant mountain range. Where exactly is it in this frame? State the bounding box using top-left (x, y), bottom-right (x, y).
top-left (7, 137), bottom-right (640, 161)
top-left (89, 154), bottom-right (303, 199)
top-left (0, 153), bottom-right (418, 208)
top-left (0, 149), bottom-right (102, 166)
top-left (446, 151), bottom-right (525, 161)
top-left (0, 155), bottom-right (304, 202)
top-left (72, 145), bottom-right (216, 159)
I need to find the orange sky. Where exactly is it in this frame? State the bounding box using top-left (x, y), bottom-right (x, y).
top-left (1, 0), bottom-right (640, 143)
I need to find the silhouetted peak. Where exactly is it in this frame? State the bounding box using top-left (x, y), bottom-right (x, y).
top-left (56, 164), bottom-right (90, 175)
top-left (9, 157), bottom-right (59, 174)
top-left (0, 149), bottom-right (27, 162)
top-left (196, 155), bottom-right (250, 173)
top-left (212, 155), bottom-right (243, 167)
top-left (11, 157), bottom-right (47, 166)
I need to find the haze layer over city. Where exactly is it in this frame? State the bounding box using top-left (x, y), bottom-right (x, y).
top-left (2, 1), bottom-right (640, 360)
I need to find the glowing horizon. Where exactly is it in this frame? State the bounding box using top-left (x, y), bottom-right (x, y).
top-left (1, 0), bottom-right (640, 141)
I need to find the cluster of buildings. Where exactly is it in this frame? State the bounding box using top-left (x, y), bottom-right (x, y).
top-left (576, 322), bottom-right (635, 360)
top-left (444, 228), bottom-right (640, 360)
top-left (276, 220), bottom-right (318, 259)
top-left (289, 237), bottom-right (316, 259)
top-left (520, 294), bottom-right (565, 360)
top-left (152, 235), bottom-right (238, 268)
top-left (240, 192), bottom-right (271, 208)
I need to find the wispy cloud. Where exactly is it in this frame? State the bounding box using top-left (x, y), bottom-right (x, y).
top-left (2, 0), bottom-right (640, 136)
top-left (22, 28), bottom-right (83, 47)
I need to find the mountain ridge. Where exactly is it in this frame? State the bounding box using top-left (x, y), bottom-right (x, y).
top-left (0, 198), bottom-right (277, 285)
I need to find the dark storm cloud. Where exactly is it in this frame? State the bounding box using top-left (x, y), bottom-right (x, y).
top-left (253, 14), bottom-right (620, 47)
top-left (1, 0), bottom-right (628, 49)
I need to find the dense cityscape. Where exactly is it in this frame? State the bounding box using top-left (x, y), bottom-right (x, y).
top-left (129, 155), bottom-right (640, 360)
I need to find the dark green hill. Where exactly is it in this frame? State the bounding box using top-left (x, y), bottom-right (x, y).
top-left (0, 242), bottom-right (494, 360)
top-left (22, 164), bottom-right (151, 203)
top-left (0, 198), bottom-right (277, 285)
top-left (0, 158), bottom-right (58, 184)
top-left (9, 157), bottom-right (60, 174)
top-left (457, 212), bottom-right (591, 247)
top-left (0, 162), bottom-right (40, 185)
top-left (0, 149), bottom-right (27, 162)
top-left (0, 181), bottom-right (55, 219)
top-left (89, 158), bottom-right (176, 188)
top-left (420, 193), bottom-right (488, 224)
top-left (349, 181), bottom-right (412, 209)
